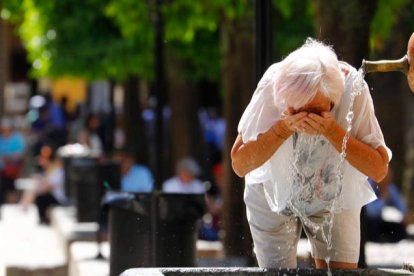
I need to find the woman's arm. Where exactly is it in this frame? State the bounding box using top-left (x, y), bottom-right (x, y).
top-left (302, 112), bottom-right (389, 182)
top-left (231, 111), bottom-right (307, 177)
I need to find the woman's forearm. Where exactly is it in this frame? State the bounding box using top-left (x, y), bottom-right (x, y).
top-left (325, 123), bottom-right (389, 182)
top-left (231, 122), bottom-right (292, 177)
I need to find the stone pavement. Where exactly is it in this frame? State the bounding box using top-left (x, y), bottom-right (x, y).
top-left (0, 204), bottom-right (66, 276)
top-left (366, 240), bottom-right (414, 268)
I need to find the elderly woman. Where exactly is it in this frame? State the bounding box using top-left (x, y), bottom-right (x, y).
top-left (231, 39), bottom-right (391, 269)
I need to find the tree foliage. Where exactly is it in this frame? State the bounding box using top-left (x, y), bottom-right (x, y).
top-left (2, 0), bottom-right (150, 80)
top-left (370, 0), bottom-right (409, 53)
top-left (272, 0), bottom-right (315, 59)
top-left (2, 0), bottom-right (243, 83)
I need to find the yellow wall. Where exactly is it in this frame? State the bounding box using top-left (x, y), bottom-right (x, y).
top-left (51, 77), bottom-right (87, 112)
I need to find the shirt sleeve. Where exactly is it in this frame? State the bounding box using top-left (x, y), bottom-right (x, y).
top-left (237, 64), bottom-right (284, 184)
top-left (238, 63), bottom-right (282, 142)
top-left (348, 74), bottom-right (392, 161)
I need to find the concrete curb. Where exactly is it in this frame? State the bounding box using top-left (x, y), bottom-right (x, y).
top-left (120, 267), bottom-right (414, 276)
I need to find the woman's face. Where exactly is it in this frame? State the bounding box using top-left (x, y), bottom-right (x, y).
top-left (294, 91), bottom-right (333, 115)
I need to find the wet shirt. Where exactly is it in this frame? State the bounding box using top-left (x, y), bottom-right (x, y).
top-left (238, 62), bottom-right (392, 216)
top-left (280, 133), bottom-right (343, 216)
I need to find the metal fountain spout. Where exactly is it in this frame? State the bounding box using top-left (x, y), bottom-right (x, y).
top-left (362, 32), bottom-right (414, 92)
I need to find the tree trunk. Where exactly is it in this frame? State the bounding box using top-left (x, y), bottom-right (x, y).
top-left (0, 19), bottom-right (10, 117)
top-left (314, 0), bottom-right (378, 67)
top-left (367, 26), bottom-right (407, 193)
top-left (390, 7), bottom-right (414, 215)
top-left (166, 56), bottom-right (203, 177)
top-left (122, 76), bottom-right (149, 166)
top-left (221, 11), bottom-right (255, 260)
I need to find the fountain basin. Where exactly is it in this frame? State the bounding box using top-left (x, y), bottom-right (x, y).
top-left (120, 267), bottom-right (414, 275)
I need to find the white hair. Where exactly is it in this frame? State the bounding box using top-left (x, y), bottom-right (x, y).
top-left (273, 38), bottom-right (345, 110)
top-left (176, 157), bottom-right (201, 177)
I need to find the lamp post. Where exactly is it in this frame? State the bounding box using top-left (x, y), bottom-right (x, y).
top-left (154, 0), bottom-right (166, 189)
top-left (254, 0), bottom-right (273, 83)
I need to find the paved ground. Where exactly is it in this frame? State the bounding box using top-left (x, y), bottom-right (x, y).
top-left (0, 204), bottom-right (66, 276)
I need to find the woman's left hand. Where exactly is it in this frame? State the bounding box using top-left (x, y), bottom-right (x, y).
top-left (299, 111), bottom-right (337, 136)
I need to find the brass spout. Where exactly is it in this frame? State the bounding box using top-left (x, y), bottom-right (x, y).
top-left (362, 55), bottom-right (409, 75)
top-left (361, 32), bottom-right (414, 92)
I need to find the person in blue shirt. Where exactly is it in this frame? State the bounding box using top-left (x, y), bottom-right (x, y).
top-left (113, 150), bottom-right (154, 193)
top-left (365, 168), bottom-right (408, 242)
top-left (0, 117), bottom-right (25, 203)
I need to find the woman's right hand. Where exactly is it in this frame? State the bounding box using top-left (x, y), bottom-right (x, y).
top-left (279, 107), bottom-right (308, 133)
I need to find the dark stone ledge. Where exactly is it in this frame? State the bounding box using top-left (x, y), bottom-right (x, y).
top-left (121, 267), bottom-right (414, 276)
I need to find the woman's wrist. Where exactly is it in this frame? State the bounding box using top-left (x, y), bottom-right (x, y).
top-left (271, 121), bottom-right (293, 140)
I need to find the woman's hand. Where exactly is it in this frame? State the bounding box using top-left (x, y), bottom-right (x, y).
top-left (280, 107), bottom-right (308, 133)
top-left (299, 111), bottom-right (337, 136)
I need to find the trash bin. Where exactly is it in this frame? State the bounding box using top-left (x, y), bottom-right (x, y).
top-left (58, 144), bottom-right (97, 205)
top-left (99, 160), bottom-right (121, 191)
top-left (58, 144), bottom-right (121, 223)
top-left (71, 157), bottom-right (101, 222)
top-left (156, 194), bottom-right (206, 267)
top-left (106, 192), bottom-right (206, 276)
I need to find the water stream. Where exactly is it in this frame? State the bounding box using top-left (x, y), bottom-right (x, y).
top-left (285, 68), bottom-right (366, 274)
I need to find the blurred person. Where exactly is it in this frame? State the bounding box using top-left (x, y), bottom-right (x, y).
top-left (113, 116), bottom-right (126, 150)
top-left (365, 168), bottom-right (408, 242)
top-left (112, 150), bottom-right (154, 193)
top-left (20, 144), bottom-right (66, 224)
top-left (44, 92), bottom-right (66, 131)
top-left (78, 114), bottom-right (104, 155)
top-left (200, 107), bottom-right (226, 166)
top-left (199, 163), bottom-right (224, 241)
top-left (29, 94), bottom-right (67, 158)
top-left (60, 95), bottom-right (73, 125)
top-left (0, 117), bottom-right (26, 203)
top-left (162, 157), bottom-right (205, 194)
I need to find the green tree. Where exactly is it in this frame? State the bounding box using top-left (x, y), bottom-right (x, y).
top-left (314, 0), bottom-right (378, 67)
top-left (106, 0), bottom-right (223, 179)
top-left (3, 0), bottom-right (151, 80)
top-left (2, 0), bottom-right (153, 160)
top-left (0, 17), bottom-right (10, 116)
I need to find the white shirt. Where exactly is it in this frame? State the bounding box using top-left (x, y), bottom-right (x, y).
top-left (47, 167), bottom-right (67, 204)
top-left (238, 62), bottom-right (392, 215)
top-left (162, 176), bottom-right (205, 194)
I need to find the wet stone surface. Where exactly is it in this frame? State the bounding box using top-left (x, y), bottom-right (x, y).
top-left (121, 267), bottom-right (414, 275)
top-left (404, 261), bottom-right (414, 273)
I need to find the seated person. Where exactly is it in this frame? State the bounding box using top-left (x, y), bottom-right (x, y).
top-left (20, 145), bottom-right (67, 224)
top-left (113, 150), bottom-right (154, 193)
top-left (0, 117), bottom-right (25, 204)
top-left (162, 157), bottom-right (205, 194)
top-left (365, 168), bottom-right (408, 242)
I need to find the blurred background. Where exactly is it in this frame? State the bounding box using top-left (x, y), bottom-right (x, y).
top-left (0, 0), bottom-right (414, 275)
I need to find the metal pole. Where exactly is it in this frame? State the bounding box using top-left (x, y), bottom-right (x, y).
top-left (254, 0), bottom-right (273, 84)
top-left (154, 0), bottom-right (166, 189)
top-left (152, 0), bottom-right (165, 266)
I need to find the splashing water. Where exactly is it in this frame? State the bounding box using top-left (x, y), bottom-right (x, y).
top-left (285, 68), bottom-right (366, 274)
